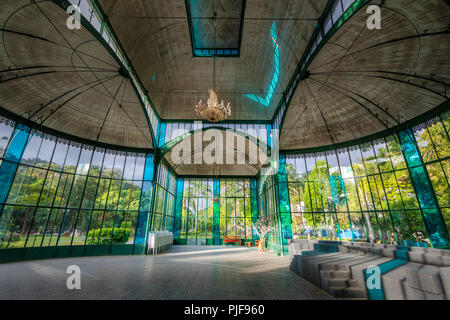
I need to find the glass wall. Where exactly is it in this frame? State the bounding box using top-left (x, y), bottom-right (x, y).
top-left (150, 163), bottom-right (176, 233)
top-left (0, 115), bottom-right (177, 259)
top-left (1, 109), bottom-right (448, 257)
top-left (283, 112), bottom-right (450, 248)
top-left (178, 178), bottom-right (253, 245)
top-left (258, 174), bottom-right (283, 252)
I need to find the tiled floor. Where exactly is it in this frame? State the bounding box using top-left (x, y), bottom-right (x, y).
top-left (0, 246), bottom-right (333, 300)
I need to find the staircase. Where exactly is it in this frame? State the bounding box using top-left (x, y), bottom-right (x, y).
top-left (319, 263), bottom-right (366, 299)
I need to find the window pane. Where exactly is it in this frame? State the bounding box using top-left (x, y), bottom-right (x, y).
top-left (20, 134), bottom-right (42, 166)
top-left (89, 149), bottom-right (104, 177)
top-left (77, 148), bottom-right (93, 175)
top-left (0, 121), bottom-right (14, 158)
top-left (64, 144), bottom-right (81, 173)
top-left (35, 138), bottom-right (56, 169)
top-left (123, 155), bottom-right (136, 180)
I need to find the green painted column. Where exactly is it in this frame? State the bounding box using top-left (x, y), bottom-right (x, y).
top-left (157, 122), bottom-right (166, 148)
top-left (213, 179), bottom-right (220, 245)
top-left (250, 178), bottom-right (258, 245)
top-left (277, 155), bottom-right (293, 254)
top-left (173, 178), bottom-right (184, 242)
top-left (399, 129), bottom-right (449, 248)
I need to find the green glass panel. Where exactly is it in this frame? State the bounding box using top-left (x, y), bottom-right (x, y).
top-left (173, 179), bottom-right (184, 239)
top-left (213, 179), bottom-right (220, 245)
top-left (277, 155), bottom-right (293, 252)
top-left (250, 179), bottom-right (258, 242)
top-left (399, 130), bottom-right (449, 247)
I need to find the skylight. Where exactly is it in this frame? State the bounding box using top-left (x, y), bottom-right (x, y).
top-left (185, 0), bottom-right (246, 57)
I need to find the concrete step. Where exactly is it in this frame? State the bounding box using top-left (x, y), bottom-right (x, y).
top-left (331, 271), bottom-right (351, 279)
top-left (320, 270), bottom-right (332, 279)
top-left (348, 279), bottom-right (360, 288)
top-left (325, 278), bottom-right (349, 287)
top-left (344, 287), bottom-right (366, 299)
top-left (321, 264), bottom-right (337, 271)
top-left (328, 286), bottom-right (346, 297)
top-left (336, 264), bottom-right (350, 271)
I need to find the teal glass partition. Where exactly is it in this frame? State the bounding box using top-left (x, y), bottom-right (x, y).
top-left (173, 179), bottom-right (184, 242)
top-left (399, 129), bottom-right (448, 247)
top-left (277, 155), bottom-right (293, 254)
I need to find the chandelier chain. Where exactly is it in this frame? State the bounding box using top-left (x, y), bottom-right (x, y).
top-left (195, 1), bottom-right (231, 123)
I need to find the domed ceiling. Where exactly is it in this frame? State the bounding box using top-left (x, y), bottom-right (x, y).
top-left (0, 0), bottom-right (448, 154)
top-left (98, 0), bottom-right (328, 120)
top-left (0, 0), bottom-right (152, 149)
top-left (280, 0), bottom-right (450, 150)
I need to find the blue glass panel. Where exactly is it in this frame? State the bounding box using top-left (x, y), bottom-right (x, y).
top-left (399, 130), bottom-right (422, 167)
top-left (266, 124), bottom-right (272, 148)
top-left (173, 179), bottom-right (184, 239)
top-left (0, 126), bottom-right (29, 210)
top-left (158, 122), bottom-right (166, 147)
top-left (4, 127), bottom-right (29, 163)
top-left (0, 162), bottom-right (20, 209)
top-left (134, 210), bottom-right (149, 245)
top-left (134, 155), bottom-right (156, 246)
top-left (143, 154), bottom-right (154, 181)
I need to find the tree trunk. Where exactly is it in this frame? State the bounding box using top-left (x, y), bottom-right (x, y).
top-left (258, 239), bottom-right (265, 252)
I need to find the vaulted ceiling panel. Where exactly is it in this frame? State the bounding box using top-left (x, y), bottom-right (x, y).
top-left (98, 0), bottom-right (327, 120)
top-left (280, 0), bottom-right (450, 150)
top-left (0, 0), bottom-right (152, 149)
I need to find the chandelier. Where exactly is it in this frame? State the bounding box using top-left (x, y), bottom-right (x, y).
top-left (195, 89), bottom-right (231, 122)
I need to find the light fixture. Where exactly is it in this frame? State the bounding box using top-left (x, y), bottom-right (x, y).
top-left (195, 89), bottom-right (231, 122)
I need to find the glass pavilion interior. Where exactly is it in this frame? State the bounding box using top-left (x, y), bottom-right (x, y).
top-left (0, 0), bottom-right (449, 263)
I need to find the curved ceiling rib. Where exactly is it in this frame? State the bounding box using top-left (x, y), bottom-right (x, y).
top-left (304, 80), bottom-right (334, 145)
top-left (163, 129), bottom-right (268, 176)
top-left (307, 76), bottom-right (393, 128)
top-left (55, 0), bottom-right (159, 147)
